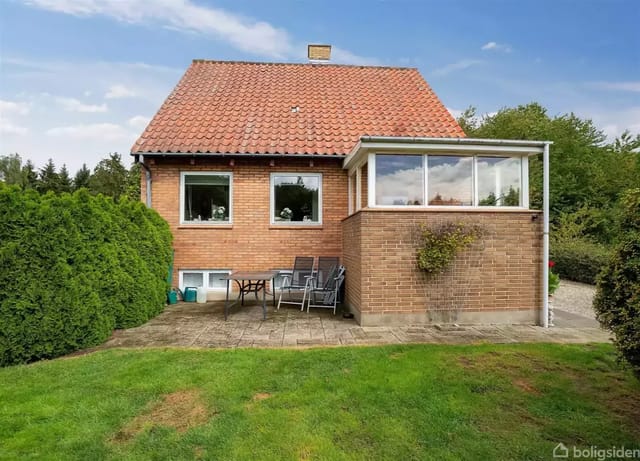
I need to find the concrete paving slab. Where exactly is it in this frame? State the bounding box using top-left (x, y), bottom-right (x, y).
top-left (98, 301), bottom-right (611, 351)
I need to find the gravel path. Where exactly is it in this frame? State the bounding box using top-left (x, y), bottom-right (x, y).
top-left (552, 280), bottom-right (597, 319)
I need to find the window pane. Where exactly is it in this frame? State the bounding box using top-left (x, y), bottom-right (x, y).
top-left (273, 175), bottom-right (320, 223)
top-left (208, 272), bottom-right (228, 290)
top-left (477, 157), bottom-right (521, 206)
top-left (183, 272), bottom-right (203, 288)
top-left (428, 156), bottom-right (473, 206)
top-left (375, 155), bottom-right (424, 205)
top-left (184, 174), bottom-right (230, 222)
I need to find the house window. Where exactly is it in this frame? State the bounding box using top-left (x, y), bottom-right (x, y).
top-left (375, 154), bottom-right (424, 205)
top-left (181, 172), bottom-right (232, 224)
top-left (427, 156), bottom-right (473, 206)
top-left (179, 270), bottom-right (231, 292)
top-left (271, 173), bottom-right (322, 224)
top-left (369, 153), bottom-right (526, 208)
top-left (476, 156), bottom-right (522, 206)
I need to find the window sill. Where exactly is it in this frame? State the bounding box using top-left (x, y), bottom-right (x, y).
top-left (269, 224), bottom-right (324, 230)
top-left (178, 223), bottom-right (233, 229)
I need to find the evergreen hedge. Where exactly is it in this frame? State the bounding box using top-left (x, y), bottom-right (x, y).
top-left (0, 185), bottom-right (172, 366)
top-left (594, 189), bottom-right (640, 376)
top-left (550, 239), bottom-right (611, 285)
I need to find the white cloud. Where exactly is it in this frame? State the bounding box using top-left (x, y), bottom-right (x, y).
top-left (24, 0), bottom-right (293, 58)
top-left (0, 118), bottom-right (29, 135)
top-left (583, 106), bottom-right (640, 139)
top-left (481, 41), bottom-right (512, 53)
top-left (21, 0), bottom-right (375, 65)
top-left (128, 115), bottom-right (151, 129)
top-left (432, 59), bottom-right (483, 77)
top-left (105, 84), bottom-right (137, 99)
top-left (0, 99), bottom-right (31, 115)
top-left (56, 96), bottom-right (107, 113)
top-left (587, 81), bottom-right (640, 93)
top-left (46, 122), bottom-right (134, 142)
top-left (330, 47), bottom-right (380, 66)
top-left (447, 107), bottom-right (464, 119)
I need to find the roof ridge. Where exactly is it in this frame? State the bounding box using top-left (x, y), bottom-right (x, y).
top-left (191, 58), bottom-right (417, 71)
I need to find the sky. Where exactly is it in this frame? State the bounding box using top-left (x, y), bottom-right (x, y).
top-left (0, 0), bottom-right (639, 174)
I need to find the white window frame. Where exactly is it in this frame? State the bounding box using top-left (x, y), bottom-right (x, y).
top-left (178, 269), bottom-right (231, 292)
top-left (370, 153), bottom-right (526, 209)
top-left (180, 171), bottom-right (233, 225)
top-left (270, 172), bottom-right (323, 225)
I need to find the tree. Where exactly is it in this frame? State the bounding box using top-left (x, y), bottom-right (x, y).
top-left (73, 163), bottom-right (91, 191)
top-left (58, 164), bottom-right (72, 193)
top-left (89, 153), bottom-right (128, 199)
top-left (37, 158), bottom-right (60, 194)
top-left (126, 162), bottom-right (141, 201)
top-left (22, 160), bottom-right (38, 189)
top-left (0, 154), bottom-right (26, 186)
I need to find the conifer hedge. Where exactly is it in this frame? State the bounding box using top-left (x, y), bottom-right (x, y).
top-left (0, 185), bottom-right (172, 366)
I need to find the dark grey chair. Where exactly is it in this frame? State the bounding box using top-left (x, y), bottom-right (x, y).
top-left (306, 257), bottom-right (344, 314)
top-left (276, 256), bottom-right (315, 311)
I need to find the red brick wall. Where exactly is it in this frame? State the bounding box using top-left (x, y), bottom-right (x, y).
top-left (144, 157), bottom-right (347, 283)
top-left (342, 209), bottom-right (543, 324)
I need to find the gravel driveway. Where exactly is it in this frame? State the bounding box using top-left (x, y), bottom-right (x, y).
top-left (553, 280), bottom-right (597, 319)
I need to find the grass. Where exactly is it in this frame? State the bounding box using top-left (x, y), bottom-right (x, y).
top-left (0, 343), bottom-right (639, 460)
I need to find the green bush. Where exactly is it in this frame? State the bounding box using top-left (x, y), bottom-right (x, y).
top-left (549, 239), bottom-right (611, 284)
top-left (593, 189), bottom-right (640, 376)
top-left (417, 222), bottom-right (484, 276)
top-left (0, 185), bottom-right (172, 366)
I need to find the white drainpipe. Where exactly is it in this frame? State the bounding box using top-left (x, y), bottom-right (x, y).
top-left (542, 142), bottom-right (550, 327)
top-left (137, 154), bottom-right (152, 208)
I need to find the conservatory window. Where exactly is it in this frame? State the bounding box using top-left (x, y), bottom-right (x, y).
top-left (476, 156), bottom-right (522, 206)
top-left (375, 154), bottom-right (424, 206)
top-left (427, 156), bottom-right (473, 206)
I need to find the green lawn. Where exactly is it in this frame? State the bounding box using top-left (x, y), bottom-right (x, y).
top-left (1, 344), bottom-right (638, 460)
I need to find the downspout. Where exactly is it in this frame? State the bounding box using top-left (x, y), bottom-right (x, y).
top-left (542, 142), bottom-right (550, 328)
top-left (136, 154), bottom-right (152, 208)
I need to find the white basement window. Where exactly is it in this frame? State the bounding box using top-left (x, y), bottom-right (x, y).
top-left (180, 172), bottom-right (233, 224)
top-left (179, 270), bottom-right (231, 292)
top-left (270, 173), bottom-right (322, 224)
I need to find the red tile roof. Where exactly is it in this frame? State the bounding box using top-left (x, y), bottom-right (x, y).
top-left (131, 60), bottom-right (465, 156)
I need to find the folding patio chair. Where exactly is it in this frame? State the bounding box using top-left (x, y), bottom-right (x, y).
top-left (276, 256), bottom-right (315, 311)
top-left (306, 257), bottom-right (345, 314)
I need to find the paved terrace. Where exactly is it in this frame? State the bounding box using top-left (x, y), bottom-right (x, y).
top-left (101, 301), bottom-right (610, 349)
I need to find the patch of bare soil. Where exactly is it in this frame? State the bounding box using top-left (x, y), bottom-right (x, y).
top-left (252, 392), bottom-right (271, 401)
top-left (513, 379), bottom-right (541, 395)
top-left (111, 389), bottom-right (209, 443)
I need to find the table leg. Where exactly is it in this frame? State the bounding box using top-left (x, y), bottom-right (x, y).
top-left (262, 279), bottom-right (267, 320)
top-left (271, 277), bottom-right (276, 306)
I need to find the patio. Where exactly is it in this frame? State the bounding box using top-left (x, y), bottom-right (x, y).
top-left (99, 301), bottom-right (610, 350)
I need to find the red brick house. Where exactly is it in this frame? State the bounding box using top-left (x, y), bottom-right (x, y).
top-left (131, 51), bottom-right (551, 326)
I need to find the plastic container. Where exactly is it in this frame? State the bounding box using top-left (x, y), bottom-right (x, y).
top-left (167, 289), bottom-right (178, 305)
top-left (196, 286), bottom-right (207, 304)
top-left (183, 287), bottom-right (197, 303)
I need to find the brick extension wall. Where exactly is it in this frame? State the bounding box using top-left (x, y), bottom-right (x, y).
top-left (342, 209), bottom-right (543, 326)
top-left (142, 156), bottom-right (347, 289)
